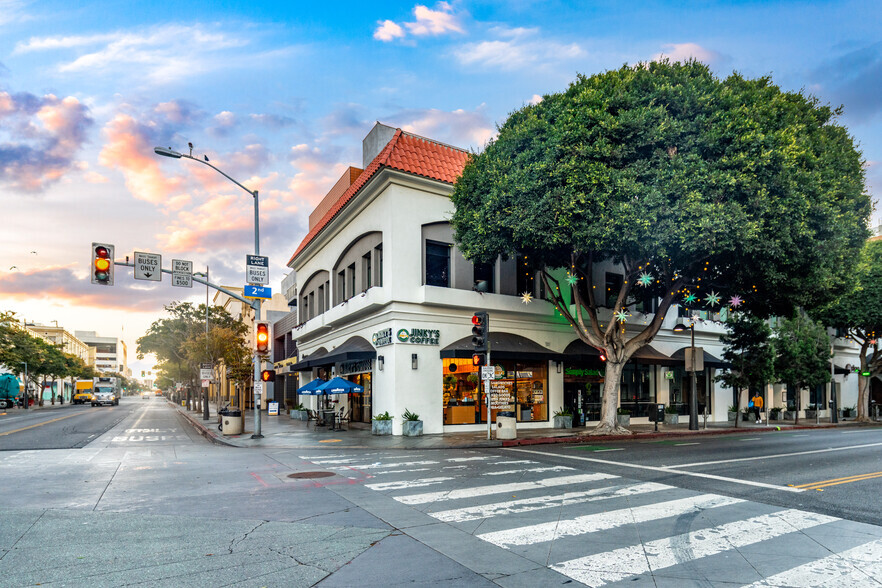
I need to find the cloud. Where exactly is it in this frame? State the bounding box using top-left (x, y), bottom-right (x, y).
top-left (810, 42), bottom-right (882, 123)
top-left (385, 105), bottom-right (495, 150)
top-left (374, 2), bottom-right (464, 43)
top-left (652, 42), bottom-right (725, 65)
top-left (454, 26), bottom-right (583, 71)
top-left (0, 90), bottom-right (93, 192)
top-left (248, 113), bottom-right (297, 128)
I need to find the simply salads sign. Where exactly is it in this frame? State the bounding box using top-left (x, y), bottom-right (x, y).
top-left (396, 328), bottom-right (440, 345)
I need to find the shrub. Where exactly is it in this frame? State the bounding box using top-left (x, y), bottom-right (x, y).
top-left (402, 409), bottom-right (420, 421)
top-left (664, 405), bottom-right (678, 414)
top-left (553, 407), bottom-right (572, 417)
top-left (373, 411), bottom-right (392, 421)
top-left (617, 407), bottom-right (630, 416)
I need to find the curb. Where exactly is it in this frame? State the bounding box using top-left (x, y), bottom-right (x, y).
top-left (170, 401), bottom-right (238, 447)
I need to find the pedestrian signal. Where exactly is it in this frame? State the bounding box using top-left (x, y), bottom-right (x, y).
top-left (260, 369), bottom-right (275, 381)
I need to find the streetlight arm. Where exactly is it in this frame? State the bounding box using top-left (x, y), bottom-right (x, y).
top-left (182, 154), bottom-right (256, 199)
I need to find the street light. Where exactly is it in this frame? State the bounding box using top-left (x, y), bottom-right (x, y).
top-left (154, 145), bottom-right (264, 439)
top-left (673, 322), bottom-right (699, 430)
top-left (194, 267), bottom-right (210, 422)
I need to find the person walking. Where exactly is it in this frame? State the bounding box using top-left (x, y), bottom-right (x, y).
top-left (751, 392), bottom-right (764, 423)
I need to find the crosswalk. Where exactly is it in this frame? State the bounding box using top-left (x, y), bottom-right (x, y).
top-left (301, 450), bottom-right (882, 587)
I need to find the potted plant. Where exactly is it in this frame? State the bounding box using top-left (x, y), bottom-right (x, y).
top-left (289, 402), bottom-right (308, 421)
top-left (727, 405), bottom-right (738, 422)
top-left (467, 373), bottom-right (480, 388)
top-left (784, 404), bottom-right (797, 420)
top-left (443, 374), bottom-right (458, 392)
top-left (663, 404), bottom-right (679, 425)
top-left (769, 407), bottom-right (782, 421)
top-left (401, 409), bottom-right (423, 436)
top-left (616, 407), bottom-right (630, 428)
top-left (805, 403), bottom-right (818, 420)
top-left (553, 407), bottom-right (573, 429)
top-left (372, 411), bottom-right (393, 435)
top-left (842, 405), bottom-right (855, 418)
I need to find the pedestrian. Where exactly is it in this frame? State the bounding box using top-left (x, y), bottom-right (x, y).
top-left (751, 392), bottom-right (764, 423)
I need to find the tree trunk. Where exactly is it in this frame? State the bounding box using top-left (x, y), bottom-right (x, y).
top-left (589, 360), bottom-right (631, 435)
top-left (856, 374), bottom-right (872, 422)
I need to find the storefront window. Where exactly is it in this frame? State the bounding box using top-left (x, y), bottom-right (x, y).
top-left (563, 364), bottom-right (605, 425)
top-left (669, 367), bottom-right (711, 416)
top-left (443, 359), bottom-right (548, 425)
top-left (619, 364), bottom-right (656, 417)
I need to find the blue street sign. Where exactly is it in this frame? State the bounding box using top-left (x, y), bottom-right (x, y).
top-left (244, 285), bottom-right (272, 299)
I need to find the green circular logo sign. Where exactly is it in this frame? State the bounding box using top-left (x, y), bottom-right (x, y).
top-left (397, 329), bottom-right (410, 342)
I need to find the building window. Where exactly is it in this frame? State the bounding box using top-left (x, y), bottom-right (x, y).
top-left (337, 270), bottom-right (346, 303)
top-left (348, 263), bottom-right (356, 298)
top-left (363, 252), bottom-right (372, 291)
top-left (426, 240), bottom-right (450, 287)
top-left (317, 285), bottom-right (325, 314)
top-left (324, 280), bottom-right (330, 310)
top-left (474, 261), bottom-right (494, 293)
top-left (605, 272), bottom-right (623, 308)
top-left (442, 359), bottom-right (548, 425)
top-left (376, 245), bottom-right (383, 286)
top-left (810, 384), bottom-right (827, 410)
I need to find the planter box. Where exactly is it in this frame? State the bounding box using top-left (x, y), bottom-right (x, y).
top-left (402, 420), bottom-right (423, 436)
top-left (805, 410), bottom-right (818, 420)
top-left (289, 409), bottom-right (307, 420)
top-left (372, 420), bottom-right (393, 435)
top-left (769, 412), bottom-right (782, 421)
top-left (727, 411), bottom-right (737, 422)
top-left (783, 411), bottom-right (797, 420)
top-left (616, 414), bottom-right (630, 428)
top-left (553, 415), bottom-right (573, 429)
top-left (664, 413), bottom-right (679, 425)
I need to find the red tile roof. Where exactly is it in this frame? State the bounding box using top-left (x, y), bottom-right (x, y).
top-left (287, 129), bottom-right (471, 266)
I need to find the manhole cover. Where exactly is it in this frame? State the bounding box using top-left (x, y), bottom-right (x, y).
top-left (287, 471), bottom-right (336, 479)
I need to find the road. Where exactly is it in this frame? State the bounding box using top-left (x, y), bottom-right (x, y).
top-left (2, 399), bottom-right (882, 587)
top-left (0, 399), bottom-right (137, 450)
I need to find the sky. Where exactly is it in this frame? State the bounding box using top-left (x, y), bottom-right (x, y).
top-left (1, 0), bottom-right (880, 378)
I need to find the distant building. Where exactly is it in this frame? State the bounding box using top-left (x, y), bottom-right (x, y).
top-left (75, 331), bottom-right (121, 374)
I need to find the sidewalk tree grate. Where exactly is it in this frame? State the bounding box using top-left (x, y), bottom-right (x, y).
top-left (287, 471), bottom-right (336, 479)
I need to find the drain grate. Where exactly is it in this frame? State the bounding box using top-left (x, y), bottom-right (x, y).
top-left (287, 471), bottom-right (335, 479)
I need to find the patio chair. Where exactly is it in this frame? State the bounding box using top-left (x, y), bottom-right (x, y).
top-left (337, 408), bottom-right (351, 431)
top-left (307, 409), bottom-right (324, 429)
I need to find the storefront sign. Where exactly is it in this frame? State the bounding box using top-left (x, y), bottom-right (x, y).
top-left (396, 328), bottom-right (440, 345)
top-left (340, 359), bottom-right (372, 375)
top-left (564, 367), bottom-right (605, 377)
top-left (372, 328), bottom-right (393, 347)
top-left (490, 380), bottom-right (514, 409)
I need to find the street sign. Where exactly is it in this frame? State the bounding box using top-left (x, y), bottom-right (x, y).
top-left (200, 368), bottom-right (212, 380)
top-left (201, 379), bottom-right (210, 388)
top-left (172, 259), bottom-right (193, 288)
top-left (201, 362), bottom-right (212, 369)
top-left (246, 254), bottom-right (269, 285)
top-left (481, 366), bottom-right (495, 380)
top-left (134, 251), bottom-right (161, 281)
top-left (244, 285), bottom-right (272, 299)
top-left (254, 381), bottom-right (264, 395)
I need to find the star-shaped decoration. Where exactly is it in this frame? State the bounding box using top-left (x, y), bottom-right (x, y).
top-left (614, 310), bottom-right (630, 323)
top-left (871, 339), bottom-right (878, 345)
top-left (729, 295), bottom-right (743, 308)
top-left (704, 291), bottom-right (721, 307)
top-left (520, 292), bottom-right (533, 305)
top-left (683, 293), bottom-right (698, 304)
top-left (565, 273), bottom-right (579, 286)
top-left (637, 273), bottom-right (654, 287)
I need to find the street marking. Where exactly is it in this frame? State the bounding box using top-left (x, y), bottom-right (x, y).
top-left (319, 439), bottom-right (341, 443)
top-left (482, 466), bottom-right (574, 476)
top-left (575, 445), bottom-right (624, 452)
top-left (507, 448), bottom-right (804, 493)
top-left (478, 493), bottom-right (743, 548)
top-left (670, 441), bottom-right (882, 468)
top-left (791, 471), bottom-right (882, 491)
top-left (365, 477), bottom-right (454, 491)
top-left (394, 473), bottom-right (617, 506)
top-left (0, 412), bottom-right (83, 436)
top-left (430, 482), bottom-right (672, 523)
top-left (744, 538), bottom-right (882, 587)
top-left (674, 442), bottom-right (700, 446)
top-left (551, 509), bottom-right (838, 587)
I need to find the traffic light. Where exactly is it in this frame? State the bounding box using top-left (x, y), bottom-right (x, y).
top-left (260, 369), bottom-right (276, 381)
top-left (472, 353), bottom-right (485, 367)
top-left (91, 242), bottom-right (114, 285)
top-left (254, 322), bottom-right (271, 353)
top-left (471, 311), bottom-right (488, 354)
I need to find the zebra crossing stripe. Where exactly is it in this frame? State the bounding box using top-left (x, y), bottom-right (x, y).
top-left (551, 509), bottom-right (839, 587)
top-left (394, 473), bottom-right (618, 506)
top-left (329, 460), bottom-right (439, 469)
top-left (478, 493), bottom-right (744, 548)
top-left (365, 477), bottom-right (454, 491)
top-left (744, 538), bottom-right (882, 587)
top-left (431, 481), bottom-right (673, 523)
top-left (482, 466), bottom-right (574, 476)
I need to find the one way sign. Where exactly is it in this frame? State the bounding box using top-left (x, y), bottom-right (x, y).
top-left (134, 251), bottom-right (162, 281)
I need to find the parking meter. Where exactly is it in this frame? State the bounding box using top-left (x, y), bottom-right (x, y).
top-left (655, 403), bottom-right (664, 431)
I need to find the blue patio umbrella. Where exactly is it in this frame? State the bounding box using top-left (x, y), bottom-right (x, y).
top-left (297, 377), bottom-right (326, 395)
top-left (315, 377), bottom-right (364, 395)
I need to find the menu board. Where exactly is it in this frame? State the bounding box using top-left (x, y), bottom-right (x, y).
top-left (490, 380), bottom-right (514, 409)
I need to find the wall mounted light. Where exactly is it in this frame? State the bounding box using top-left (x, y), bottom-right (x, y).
top-left (412, 353), bottom-right (418, 370)
top-left (378, 355), bottom-right (384, 371)
top-left (556, 361), bottom-right (562, 373)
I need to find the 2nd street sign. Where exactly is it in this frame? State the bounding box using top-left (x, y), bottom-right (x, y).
top-left (172, 259), bottom-right (193, 288)
top-left (244, 284), bottom-right (272, 299)
top-left (134, 251), bottom-right (161, 281)
top-left (246, 254), bottom-right (269, 285)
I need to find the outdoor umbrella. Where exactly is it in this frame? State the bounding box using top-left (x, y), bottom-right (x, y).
top-left (315, 377), bottom-right (364, 395)
top-left (297, 377), bottom-right (326, 395)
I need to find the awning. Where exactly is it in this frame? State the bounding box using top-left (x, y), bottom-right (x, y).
top-left (289, 346), bottom-right (328, 371)
top-left (289, 337), bottom-right (376, 371)
top-left (834, 364), bottom-right (854, 375)
top-left (670, 347), bottom-right (730, 368)
top-left (563, 339), bottom-right (677, 366)
top-left (440, 332), bottom-right (561, 361)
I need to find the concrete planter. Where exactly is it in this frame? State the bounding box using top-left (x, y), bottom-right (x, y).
top-left (402, 420), bottom-right (423, 437)
top-left (289, 409), bottom-right (308, 420)
top-left (784, 411), bottom-right (797, 420)
top-left (372, 420), bottom-right (393, 435)
top-left (804, 410), bottom-right (818, 420)
top-left (616, 414), bottom-right (630, 428)
top-left (664, 413), bottom-right (679, 425)
top-left (769, 411), bottom-right (782, 421)
top-left (553, 415), bottom-right (573, 429)
top-left (727, 411), bottom-right (737, 422)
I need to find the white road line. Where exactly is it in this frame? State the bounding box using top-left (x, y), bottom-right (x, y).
top-left (330, 460), bottom-right (440, 470)
top-left (343, 467), bottom-right (431, 476)
top-left (478, 493), bottom-right (743, 548)
top-left (506, 448), bottom-right (803, 492)
top-left (674, 442), bottom-right (700, 446)
top-left (744, 538), bottom-right (882, 587)
top-left (840, 429), bottom-right (881, 434)
top-left (593, 448), bottom-right (624, 452)
top-left (431, 482), bottom-right (673, 523)
top-left (395, 473), bottom-right (617, 506)
top-left (671, 441), bottom-right (882, 468)
top-left (446, 456), bottom-right (492, 462)
top-left (551, 509), bottom-right (838, 587)
top-left (738, 437), bottom-right (761, 441)
top-left (482, 466), bottom-right (575, 476)
top-left (365, 477), bottom-right (454, 491)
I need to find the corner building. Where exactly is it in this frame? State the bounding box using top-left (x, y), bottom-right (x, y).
top-left (286, 123), bottom-right (862, 435)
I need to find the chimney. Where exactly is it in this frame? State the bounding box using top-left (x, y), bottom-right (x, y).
top-left (362, 122), bottom-right (397, 169)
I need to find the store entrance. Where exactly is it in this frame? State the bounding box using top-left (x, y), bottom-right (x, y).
top-left (563, 366), bottom-right (604, 426)
top-left (348, 373), bottom-right (372, 423)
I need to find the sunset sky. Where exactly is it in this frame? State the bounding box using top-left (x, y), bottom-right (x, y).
top-left (1, 0), bottom-right (880, 377)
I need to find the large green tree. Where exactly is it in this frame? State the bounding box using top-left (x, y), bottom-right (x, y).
top-left (717, 312), bottom-right (775, 426)
top-left (774, 312), bottom-right (832, 424)
top-left (815, 239), bottom-right (882, 421)
top-left (451, 61), bottom-right (870, 434)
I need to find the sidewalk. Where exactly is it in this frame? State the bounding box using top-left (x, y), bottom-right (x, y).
top-left (172, 400), bottom-right (880, 450)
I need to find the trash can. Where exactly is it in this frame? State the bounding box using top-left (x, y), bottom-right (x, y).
top-left (219, 407), bottom-right (243, 435)
top-left (496, 411), bottom-right (517, 440)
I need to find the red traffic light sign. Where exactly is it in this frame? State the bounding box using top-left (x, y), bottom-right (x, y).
top-left (91, 242), bottom-right (115, 286)
top-left (260, 369), bottom-right (276, 381)
top-left (255, 322), bottom-right (271, 353)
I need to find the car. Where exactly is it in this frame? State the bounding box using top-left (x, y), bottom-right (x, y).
top-left (140, 390), bottom-right (151, 399)
top-left (91, 390), bottom-right (116, 406)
